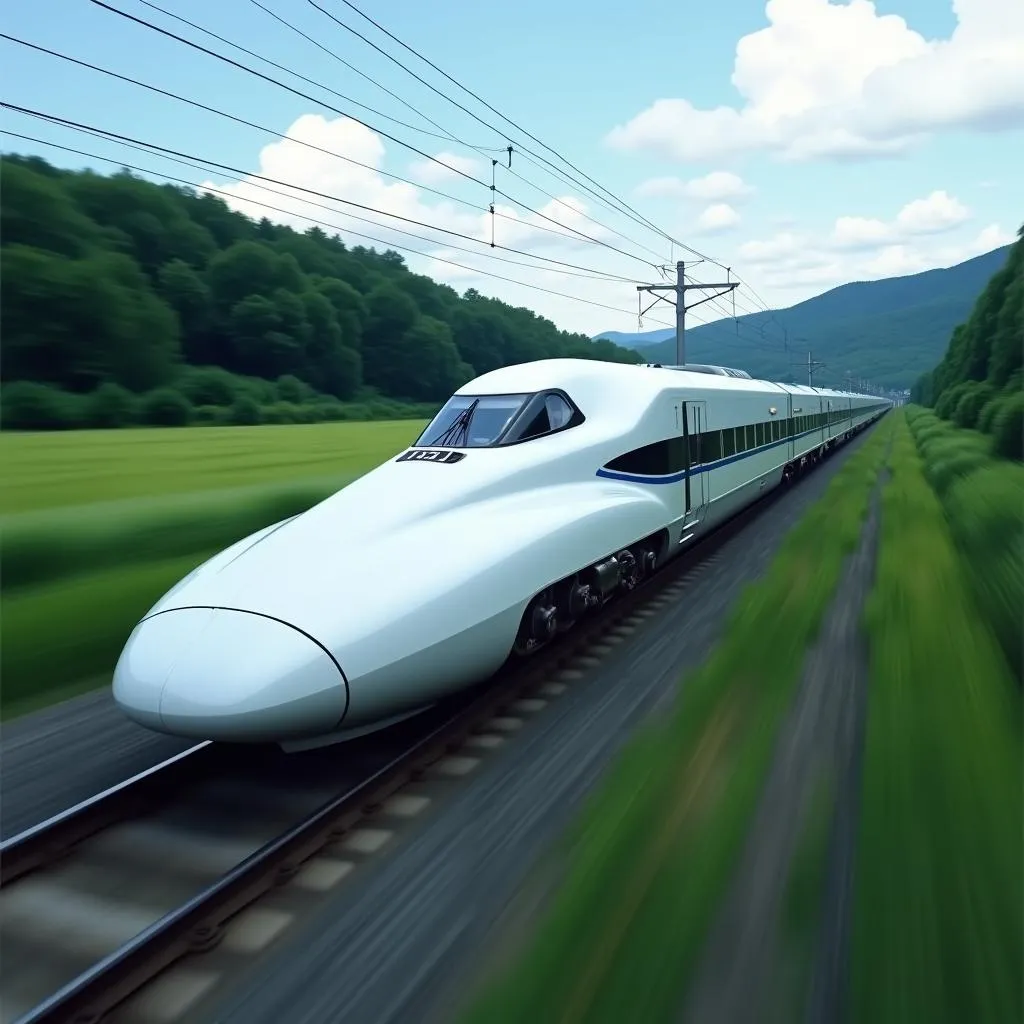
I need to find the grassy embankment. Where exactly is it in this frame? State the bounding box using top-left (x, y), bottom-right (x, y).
top-left (851, 412), bottom-right (1023, 1023)
top-left (459, 418), bottom-right (893, 1024)
top-left (0, 420), bottom-right (426, 718)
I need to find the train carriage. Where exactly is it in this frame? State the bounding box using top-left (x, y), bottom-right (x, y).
top-left (112, 358), bottom-right (890, 750)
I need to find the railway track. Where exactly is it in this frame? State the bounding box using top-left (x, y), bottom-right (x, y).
top-left (0, 434), bottom-right (865, 1024)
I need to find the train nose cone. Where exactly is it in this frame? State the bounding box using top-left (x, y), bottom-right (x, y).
top-left (113, 608), bottom-right (349, 741)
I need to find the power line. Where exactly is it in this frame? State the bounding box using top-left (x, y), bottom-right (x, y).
top-left (309, 0), bottom-right (782, 320)
top-left (0, 103), bottom-right (642, 284)
top-left (1, 125), bottom-right (675, 327)
top-left (249, 1), bottom-right (672, 265)
top-left (86, 0), bottom-right (666, 272)
top-left (303, 0), bottom-right (684, 253)
top-left (0, 34), bottom-right (493, 211)
top-left (4, 33), bottom-right (648, 263)
top-left (134, 0), bottom-right (502, 150)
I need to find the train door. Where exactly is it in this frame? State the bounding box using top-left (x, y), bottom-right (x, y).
top-left (786, 391), bottom-right (795, 462)
top-left (681, 400), bottom-right (708, 523)
top-left (819, 397), bottom-right (826, 444)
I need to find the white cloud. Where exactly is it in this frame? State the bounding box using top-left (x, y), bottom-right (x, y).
top-left (605, 0), bottom-right (1024, 163)
top-left (408, 151), bottom-right (484, 187)
top-left (695, 203), bottom-right (742, 233)
top-left (740, 218), bottom-right (1015, 299)
top-left (895, 190), bottom-right (970, 234)
top-left (635, 171), bottom-right (755, 202)
top-left (829, 190), bottom-right (971, 250)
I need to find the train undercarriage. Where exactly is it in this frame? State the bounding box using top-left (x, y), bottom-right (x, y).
top-left (512, 529), bottom-right (668, 656)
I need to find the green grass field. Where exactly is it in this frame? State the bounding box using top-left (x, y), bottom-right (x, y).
top-left (0, 420), bottom-right (426, 717)
top-left (0, 420), bottom-right (426, 514)
top-left (853, 415), bottom-right (1022, 1024)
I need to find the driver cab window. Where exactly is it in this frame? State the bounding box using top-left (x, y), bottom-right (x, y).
top-left (414, 390), bottom-right (580, 449)
top-left (507, 393), bottom-right (574, 442)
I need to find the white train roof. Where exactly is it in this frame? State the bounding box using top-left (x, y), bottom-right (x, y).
top-left (459, 358), bottom-right (881, 406)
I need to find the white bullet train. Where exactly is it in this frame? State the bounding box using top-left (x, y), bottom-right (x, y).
top-left (113, 358), bottom-right (891, 750)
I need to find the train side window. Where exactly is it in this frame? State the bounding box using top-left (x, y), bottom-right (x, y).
top-left (744, 425), bottom-right (754, 450)
top-left (605, 440), bottom-right (673, 475)
top-left (722, 427), bottom-right (736, 458)
top-left (755, 423), bottom-right (765, 447)
top-left (703, 430), bottom-right (723, 462)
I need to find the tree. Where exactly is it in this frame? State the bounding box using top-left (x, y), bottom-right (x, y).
top-left (1, 151), bottom-right (647, 430)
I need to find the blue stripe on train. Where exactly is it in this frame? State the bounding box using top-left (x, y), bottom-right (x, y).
top-left (595, 415), bottom-right (881, 486)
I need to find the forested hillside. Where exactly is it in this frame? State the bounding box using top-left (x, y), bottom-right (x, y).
top-left (0, 153), bottom-right (641, 430)
top-left (596, 245), bottom-right (1013, 389)
top-left (912, 226), bottom-right (1023, 459)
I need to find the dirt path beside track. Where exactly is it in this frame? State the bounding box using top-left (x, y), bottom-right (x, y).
top-left (678, 456), bottom-right (889, 1024)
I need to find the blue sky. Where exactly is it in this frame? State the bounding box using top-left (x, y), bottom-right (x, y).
top-left (4, 0), bottom-right (1022, 341)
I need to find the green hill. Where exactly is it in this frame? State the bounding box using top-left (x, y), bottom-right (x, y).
top-left (595, 245), bottom-right (1013, 389)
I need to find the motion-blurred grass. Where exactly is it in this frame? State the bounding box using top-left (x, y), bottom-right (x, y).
top-left (0, 420), bottom-right (424, 717)
top-left (0, 420), bottom-right (425, 514)
top-left (853, 417), bottom-right (1023, 1024)
top-left (905, 406), bottom-right (1023, 680)
top-left (459, 421), bottom-right (891, 1024)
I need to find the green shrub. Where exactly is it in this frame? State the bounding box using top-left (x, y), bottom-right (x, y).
top-left (228, 394), bottom-right (262, 426)
top-left (176, 365), bottom-right (240, 407)
top-left (945, 464), bottom-right (1024, 679)
top-left (953, 383), bottom-right (995, 429)
top-left (86, 381), bottom-right (137, 428)
top-left (1, 381), bottom-right (83, 430)
top-left (275, 374), bottom-right (312, 404)
top-left (192, 403), bottom-right (227, 425)
top-left (141, 387), bottom-right (192, 426)
top-left (935, 383), bottom-right (973, 420)
top-left (992, 392), bottom-right (1024, 461)
top-left (977, 395), bottom-right (1006, 435)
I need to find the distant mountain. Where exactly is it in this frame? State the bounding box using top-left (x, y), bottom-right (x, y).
top-left (594, 245), bottom-right (1013, 389)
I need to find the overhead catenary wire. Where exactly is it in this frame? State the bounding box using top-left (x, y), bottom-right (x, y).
top-left (134, 0), bottom-right (503, 150)
top-left (0, 102), bottom-right (645, 285)
top-left (0, 34), bottom-right (500, 211)
top-left (1, 125), bottom-right (681, 329)
top-left (1, 120), bottom-right (635, 286)
top-left (317, 0), bottom-right (780, 312)
top-left (3, 32), bottom-right (656, 270)
top-left (85, 0), bottom-right (668, 274)
top-left (249, 0), bottom-right (672, 266)
top-left (11, 3), bottom-right (785, 340)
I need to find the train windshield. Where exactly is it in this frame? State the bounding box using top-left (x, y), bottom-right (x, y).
top-left (416, 394), bottom-right (529, 448)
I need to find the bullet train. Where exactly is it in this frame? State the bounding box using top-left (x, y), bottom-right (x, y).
top-left (113, 358), bottom-right (891, 750)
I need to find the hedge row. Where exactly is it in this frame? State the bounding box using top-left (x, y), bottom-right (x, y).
top-left (931, 376), bottom-right (1023, 461)
top-left (459, 420), bottom-right (892, 1024)
top-left (852, 415), bottom-right (1022, 1024)
top-left (904, 405), bottom-right (1023, 680)
top-left (1, 366), bottom-right (439, 432)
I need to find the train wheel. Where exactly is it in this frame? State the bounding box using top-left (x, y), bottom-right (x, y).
top-left (514, 587), bottom-right (559, 655)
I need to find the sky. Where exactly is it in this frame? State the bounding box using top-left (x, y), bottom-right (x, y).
top-left (3, 0), bottom-right (1022, 343)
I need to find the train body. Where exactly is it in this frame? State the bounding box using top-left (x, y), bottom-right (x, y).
top-left (113, 358), bottom-right (891, 750)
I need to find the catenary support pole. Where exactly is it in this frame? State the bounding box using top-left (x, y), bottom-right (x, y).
top-left (636, 260), bottom-right (739, 366)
